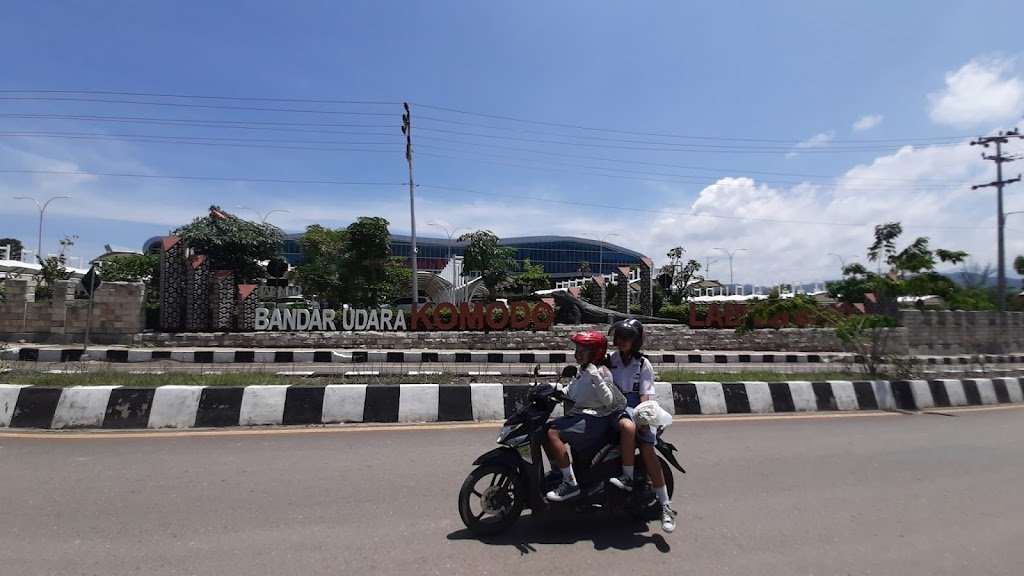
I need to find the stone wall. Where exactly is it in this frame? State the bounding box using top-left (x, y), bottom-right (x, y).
top-left (4, 280), bottom-right (1024, 354)
top-left (132, 324), bottom-right (863, 352)
top-left (900, 310), bottom-right (1024, 354)
top-left (0, 278), bottom-right (145, 344)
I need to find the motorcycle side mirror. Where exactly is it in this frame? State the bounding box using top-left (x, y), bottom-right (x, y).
top-left (559, 365), bottom-right (578, 380)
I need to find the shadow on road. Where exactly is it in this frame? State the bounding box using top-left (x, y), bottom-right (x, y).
top-left (447, 510), bottom-right (672, 555)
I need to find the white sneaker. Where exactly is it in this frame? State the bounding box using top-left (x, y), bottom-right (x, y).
top-left (661, 504), bottom-right (677, 533)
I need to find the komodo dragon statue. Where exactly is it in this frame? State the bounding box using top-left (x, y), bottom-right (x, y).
top-left (549, 289), bottom-right (679, 324)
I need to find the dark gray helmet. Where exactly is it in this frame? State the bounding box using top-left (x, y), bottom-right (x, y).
top-left (608, 318), bottom-right (645, 357)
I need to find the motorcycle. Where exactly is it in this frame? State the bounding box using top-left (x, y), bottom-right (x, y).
top-left (458, 366), bottom-right (685, 536)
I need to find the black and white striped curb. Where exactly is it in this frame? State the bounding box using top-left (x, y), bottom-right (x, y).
top-left (2, 378), bottom-right (1021, 430)
top-left (5, 347), bottom-right (1023, 366)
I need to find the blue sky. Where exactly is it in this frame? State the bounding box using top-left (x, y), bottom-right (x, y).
top-left (1, 1), bottom-right (1023, 286)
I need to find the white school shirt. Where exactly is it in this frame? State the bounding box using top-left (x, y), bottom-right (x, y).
top-left (607, 350), bottom-right (655, 402)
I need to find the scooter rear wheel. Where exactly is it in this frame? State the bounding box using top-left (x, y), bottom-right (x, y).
top-left (458, 463), bottom-right (525, 536)
top-left (630, 457), bottom-right (675, 519)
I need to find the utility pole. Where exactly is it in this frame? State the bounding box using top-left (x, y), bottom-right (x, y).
top-left (704, 257), bottom-right (718, 281)
top-left (971, 128), bottom-right (1023, 312)
top-left (402, 103), bottom-right (418, 304)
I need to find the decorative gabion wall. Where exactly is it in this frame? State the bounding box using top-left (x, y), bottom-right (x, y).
top-left (158, 236), bottom-right (186, 331)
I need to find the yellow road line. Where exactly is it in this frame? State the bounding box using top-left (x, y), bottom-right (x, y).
top-left (1, 404), bottom-right (1020, 440)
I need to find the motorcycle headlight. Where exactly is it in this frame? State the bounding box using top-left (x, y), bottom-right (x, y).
top-left (497, 424), bottom-right (528, 446)
top-left (497, 424), bottom-right (515, 441)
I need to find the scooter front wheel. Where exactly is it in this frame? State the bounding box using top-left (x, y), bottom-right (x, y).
top-left (458, 463), bottom-right (525, 536)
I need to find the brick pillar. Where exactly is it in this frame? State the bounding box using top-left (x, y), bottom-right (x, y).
top-left (212, 270), bottom-right (235, 331)
top-left (237, 284), bottom-right (258, 331)
top-left (159, 236), bottom-right (186, 331)
top-left (592, 275), bottom-right (606, 308)
top-left (639, 257), bottom-right (653, 316)
top-left (616, 266), bottom-right (631, 314)
top-left (51, 279), bottom-right (76, 334)
top-left (185, 255), bottom-right (212, 332)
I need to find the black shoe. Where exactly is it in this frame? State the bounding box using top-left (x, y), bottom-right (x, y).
top-left (546, 481), bottom-right (580, 502)
top-left (609, 473), bottom-right (634, 492)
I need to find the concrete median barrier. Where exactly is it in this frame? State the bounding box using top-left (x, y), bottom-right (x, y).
top-left (1, 378), bottom-right (1021, 430)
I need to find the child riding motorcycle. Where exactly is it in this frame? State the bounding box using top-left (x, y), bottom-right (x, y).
top-left (543, 330), bottom-right (627, 502)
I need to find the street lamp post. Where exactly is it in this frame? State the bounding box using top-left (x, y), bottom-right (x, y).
top-left (714, 247), bottom-right (747, 295)
top-left (828, 253), bottom-right (858, 269)
top-left (14, 195), bottom-right (71, 262)
top-left (428, 221), bottom-right (469, 266)
top-left (235, 206), bottom-right (291, 224)
top-left (585, 232), bottom-right (621, 277)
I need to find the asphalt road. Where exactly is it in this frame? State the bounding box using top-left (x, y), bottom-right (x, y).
top-left (2, 406), bottom-right (1022, 576)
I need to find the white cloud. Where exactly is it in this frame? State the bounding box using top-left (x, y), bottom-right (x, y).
top-left (634, 140), bottom-right (1006, 286)
top-left (852, 114), bottom-right (883, 132)
top-left (786, 131), bottom-right (834, 158)
top-left (929, 57), bottom-right (1024, 128)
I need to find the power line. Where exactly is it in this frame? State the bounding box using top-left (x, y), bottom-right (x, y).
top-left (0, 89), bottom-right (968, 145)
top-left (0, 168), bottom-right (404, 187)
top-left (416, 184), bottom-right (993, 231)
top-left (0, 96), bottom-right (395, 116)
top-left (1, 166), bottom-right (998, 231)
top-left (412, 103), bottom-right (970, 145)
top-left (0, 132), bottom-right (400, 153)
top-left (0, 89), bottom-right (399, 106)
top-left (416, 146), bottom-right (971, 190)
top-left (412, 124), bottom-right (957, 153)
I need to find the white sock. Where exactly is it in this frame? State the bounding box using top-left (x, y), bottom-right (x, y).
top-left (622, 465), bottom-right (634, 478)
top-left (655, 485), bottom-right (670, 505)
top-left (561, 466), bottom-right (577, 486)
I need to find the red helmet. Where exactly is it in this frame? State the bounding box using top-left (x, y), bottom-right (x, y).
top-left (571, 330), bottom-right (608, 365)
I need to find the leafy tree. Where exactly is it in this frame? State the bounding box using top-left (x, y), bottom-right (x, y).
top-left (342, 216), bottom-right (410, 307)
top-left (737, 293), bottom-right (899, 378)
top-left (867, 221), bottom-right (967, 279)
top-left (98, 253), bottom-right (160, 283)
top-left (172, 205), bottom-right (284, 283)
top-left (1015, 255), bottom-right (1024, 290)
top-left (458, 230), bottom-right (519, 301)
top-left (0, 237), bottom-right (24, 260)
top-left (293, 218), bottom-right (410, 307)
top-left (960, 259), bottom-right (994, 290)
top-left (827, 263), bottom-right (891, 304)
top-left (35, 235), bottom-right (77, 300)
top-left (660, 246), bottom-right (703, 305)
top-left (509, 258), bottom-right (550, 294)
top-left (578, 260), bottom-right (591, 275)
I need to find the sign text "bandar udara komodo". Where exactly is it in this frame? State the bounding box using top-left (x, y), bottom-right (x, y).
top-left (254, 301), bottom-right (555, 332)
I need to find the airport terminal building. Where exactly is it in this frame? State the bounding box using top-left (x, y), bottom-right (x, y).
top-left (280, 233), bottom-right (649, 282)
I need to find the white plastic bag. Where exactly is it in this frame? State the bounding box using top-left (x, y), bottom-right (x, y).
top-left (632, 400), bottom-right (673, 428)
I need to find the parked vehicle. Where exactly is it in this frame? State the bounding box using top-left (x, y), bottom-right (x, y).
top-left (457, 366), bottom-right (685, 536)
top-left (382, 296), bottom-right (432, 311)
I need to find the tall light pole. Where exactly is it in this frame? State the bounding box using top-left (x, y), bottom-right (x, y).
top-left (828, 253), bottom-right (858, 269)
top-left (714, 247), bottom-right (747, 294)
top-left (235, 206), bottom-right (290, 224)
top-left (585, 232), bottom-right (620, 277)
top-left (14, 195), bottom-right (71, 262)
top-left (428, 221), bottom-right (469, 265)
